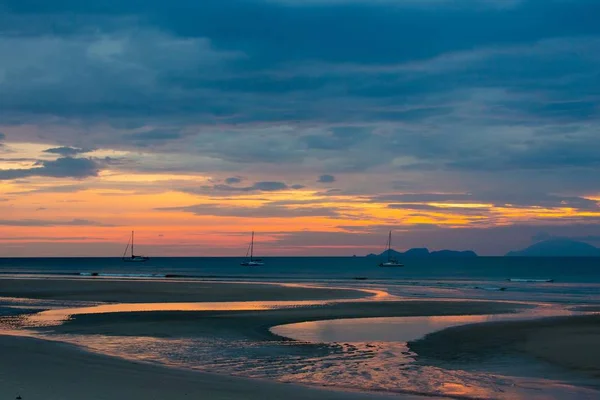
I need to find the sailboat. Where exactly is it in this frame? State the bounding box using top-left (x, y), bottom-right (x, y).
top-left (122, 231), bottom-right (150, 262)
top-left (241, 231), bottom-right (264, 266)
top-left (379, 231), bottom-right (404, 267)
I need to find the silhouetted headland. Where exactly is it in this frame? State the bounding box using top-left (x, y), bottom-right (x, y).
top-left (506, 239), bottom-right (600, 257)
top-left (366, 248), bottom-right (478, 258)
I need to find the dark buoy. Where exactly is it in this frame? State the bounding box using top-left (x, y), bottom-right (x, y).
top-left (16, 396), bottom-right (22, 400)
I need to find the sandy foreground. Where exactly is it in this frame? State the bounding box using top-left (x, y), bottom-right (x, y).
top-left (0, 335), bottom-right (414, 400)
top-left (2, 277), bottom-right (598, 398)
top-left (0, 278), bottom-right (444, 399)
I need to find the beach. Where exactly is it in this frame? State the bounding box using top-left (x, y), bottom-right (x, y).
top-left (1, 275), bottom-right (599, 399)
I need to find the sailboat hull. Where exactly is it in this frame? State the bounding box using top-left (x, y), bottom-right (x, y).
top-left (241, 261), bottom-right (264, 266)
top-left (378, 262), bottom-right (404, 267)
top-left (123, 257), bottom-right (150, 263)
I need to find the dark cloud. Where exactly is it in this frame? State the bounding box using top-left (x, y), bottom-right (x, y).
top-left (43, 146), bottom-right (92, 157)
top-left (5, 0), bottom-right (599, 65)
top-left (224, 176), bottom-right (243, 184)
top-left (317, 174), bottom-right (336, 183)
top-left (302, 128), bottom-right (370, 150)
top-left (374, 192), bottom-right (600, 212)
top-left (250, 181), bottom-right (288, 191)
top-left (0, 157), bottom-right (100, 180)
top-left (1, 1), bottom-right (597, 130)
top-left (202, 181), bottom-right (301, 193)
top-left (374, 193), bottom-right (475, 203)
top-left (388, 203), bottom-right (454, 211)
top-left (127, 130), bottom-right (186, 141)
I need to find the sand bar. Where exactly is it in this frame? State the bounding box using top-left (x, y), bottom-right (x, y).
top-left (43, 300), bottom-right (527, 340)
top-left (0, 277), bottom-right (368, 303)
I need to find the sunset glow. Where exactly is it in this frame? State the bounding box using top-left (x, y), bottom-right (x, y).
top-left (2, 139), bottom-right (599, 256)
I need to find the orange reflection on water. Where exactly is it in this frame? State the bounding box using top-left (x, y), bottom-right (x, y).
top-left (26, 300), bottom-right (330, 327)
top-left (439, 382), bottom-right (494, 399)
top-left (271, 307), bottom-right (576, 344)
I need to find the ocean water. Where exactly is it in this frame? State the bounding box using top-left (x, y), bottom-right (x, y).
top-left (1, 256), bottom-right (600, 282)
top-left (3, 256), bottom-right (600, 305)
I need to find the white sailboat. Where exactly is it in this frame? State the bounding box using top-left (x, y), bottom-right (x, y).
top-left (379, 231), bottom-right (404, 267)
top-left (241, 231), bottom-right (264, 266)
top-left (122, 231), bottom-right (149, 262)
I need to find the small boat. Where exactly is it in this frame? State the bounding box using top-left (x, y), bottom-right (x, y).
top-left (379, 231), bottom-right (404, 267)
top-left (122, 231), bottom-right (149, 262)
top-left (241, 231), bottom-right (264, 266)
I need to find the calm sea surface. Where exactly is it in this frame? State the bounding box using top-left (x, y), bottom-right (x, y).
top-left (1, 256), bottom-right (599, 282)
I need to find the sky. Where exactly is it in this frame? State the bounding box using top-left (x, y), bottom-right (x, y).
top-left (1, 0), bottom-right (600, 257)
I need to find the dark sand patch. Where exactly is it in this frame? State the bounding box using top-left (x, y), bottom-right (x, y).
top-left (409, 315), bottom-right (600, 378)
top-left (0, 277), bottom-right (367, 303)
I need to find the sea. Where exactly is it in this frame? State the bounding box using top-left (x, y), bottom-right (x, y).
top-left (2, 256), bottom-right (600, 399)
top-left (2, 256), bottom-right (600, 303)
top-left (1, 256), bottom-right (600, 282)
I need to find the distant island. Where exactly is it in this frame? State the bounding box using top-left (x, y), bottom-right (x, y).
top-left (506, 239), bottom-right (600, 257)
top-left (366, 248), bottom-right (478, 258)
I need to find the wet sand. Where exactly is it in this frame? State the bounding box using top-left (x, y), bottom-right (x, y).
top-left (0, 278), bottom-right (451, 399)
top-left (0, 335), bottom-right (412, 400)
top-left (0, 277), bottom-right (367, 302)
top-left (409, 315), bottom-right (600, 378)
top-left (45, 300), bottom-right (526, 339)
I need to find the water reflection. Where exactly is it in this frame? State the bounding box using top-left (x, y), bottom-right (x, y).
top-left (26, 300), bottom-right (330, 327)
top-left (42, 332), bottom-right (600, 400)
top-left (271, 308), bottom-right (577, 344)
top-left (23, 283), bottom-right (392, 328)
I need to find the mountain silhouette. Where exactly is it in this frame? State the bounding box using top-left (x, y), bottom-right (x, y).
top-left (367, 248), bottom-right (477, 258)
top-left (506, 239), bottom-right (600, 257)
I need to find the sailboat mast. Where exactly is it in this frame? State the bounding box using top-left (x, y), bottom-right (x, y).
top-left (250, 231), bottom-right (254, 261)
top-left (388, 231), bottom-right (392, 262)
top-left (131, 231), bottom-right (134, 257)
